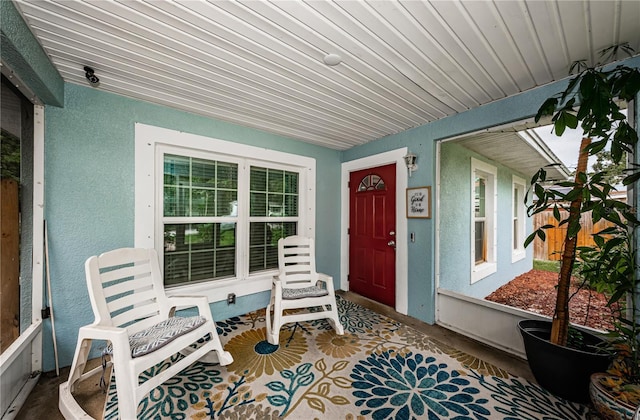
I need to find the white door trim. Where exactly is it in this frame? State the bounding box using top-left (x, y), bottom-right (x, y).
top-left (340, 149), bottom-right (409, 315)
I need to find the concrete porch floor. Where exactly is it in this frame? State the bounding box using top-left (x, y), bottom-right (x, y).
top-left (15, 291), bottom-right (535, 419)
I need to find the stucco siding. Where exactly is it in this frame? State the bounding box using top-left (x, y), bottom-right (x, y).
top-left (439, 142), bottom-right (533, 298)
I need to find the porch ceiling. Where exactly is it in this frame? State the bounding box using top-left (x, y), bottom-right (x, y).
top-left (448, 123), bottom-right (571, 181)
top-left (12, 0), bottom-right (640, 150)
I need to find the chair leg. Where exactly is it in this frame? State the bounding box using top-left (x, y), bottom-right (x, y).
top-left (179, 323), bottom-right (234, 366)
top-left (67, 337), bottom-right (92, 393)
top-left (112, 355), bottom-right (139, 420)
top-left (189, 347), bottom-right (234, 366)
top-left (192, 334), bottom-right (234, 366)
top-left (327, 306), bottom-right (344, 336)
top-left (265, 301), bottom-right (281, 345)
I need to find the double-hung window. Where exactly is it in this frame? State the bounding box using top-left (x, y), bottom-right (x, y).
top-left (135, 124), bottom-right (315, 300)
top-left (512, 176), bottom-right (526, 262)
top-left (248, 166), bottom-right (298, 273)
top-left (162, 154), bottom-right (239, 285)
top-left (471, 158), bottom-right (497, 282)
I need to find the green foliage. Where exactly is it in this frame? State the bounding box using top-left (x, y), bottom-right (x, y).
top-left (527, 44), bottom-right (640, 378)
top-left (535, 64), bottom-right (640, 172)
top-left (591, 150), bottom-right (627, 185)
top-left (1, 129), bottom-right (21, 181)
top-left (533, 259), bottom-right (560, 273)
top-left (578, 226), bottom-right (640, 385)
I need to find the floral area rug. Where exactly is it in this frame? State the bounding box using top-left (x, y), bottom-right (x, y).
top-left (104, 296), bottom-right (590, 419)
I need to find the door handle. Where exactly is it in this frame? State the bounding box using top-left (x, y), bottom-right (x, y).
top-left (387, 240), bottom-right (396, 248)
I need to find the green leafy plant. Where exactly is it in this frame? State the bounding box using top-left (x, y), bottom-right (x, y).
top-left (578, 225), bottom-right (640, 403)
top-left (525, 44), bottom-right (640, 403)
top-left (526, 45), bottom-right (640, 347)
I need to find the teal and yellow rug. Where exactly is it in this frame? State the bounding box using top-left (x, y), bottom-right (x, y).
top-left (104, 296), bottom-right (590, 419)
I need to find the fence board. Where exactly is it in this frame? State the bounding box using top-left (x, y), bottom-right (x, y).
top-left (532, 209), bottom-right (614, 261)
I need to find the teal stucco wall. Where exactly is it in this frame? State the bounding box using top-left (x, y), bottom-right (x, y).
top-left (340, 82), bottom-right (570, 325)
top-left (438, 142), bottom-right (533, 298)
top-left (42, 83), bottom-right (342, 371)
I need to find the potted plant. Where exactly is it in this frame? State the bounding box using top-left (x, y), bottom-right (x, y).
top-left (520, 44), bottom-right (640, 404)
top-left (579, 224), bottom-right (640, 418)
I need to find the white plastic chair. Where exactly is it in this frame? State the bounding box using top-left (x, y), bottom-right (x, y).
top-left (265, 235), bottom-right (344, 345)
top-left (58, 248), bottom-right (233, 419)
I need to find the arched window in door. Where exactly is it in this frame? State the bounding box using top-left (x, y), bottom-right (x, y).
top-left (357, 174), bottom-right (386, 192)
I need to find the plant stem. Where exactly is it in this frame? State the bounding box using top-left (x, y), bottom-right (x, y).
top-left (551, 137), bottom-right (591, 346)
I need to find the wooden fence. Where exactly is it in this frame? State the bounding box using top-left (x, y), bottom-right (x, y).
top-left (532, 209), bottom-right (615, 261)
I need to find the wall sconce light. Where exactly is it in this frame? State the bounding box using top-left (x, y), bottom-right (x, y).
top-left (404, 151), bottom-right (418, 177)
top-left (84, 66), bottom-right (100, 87)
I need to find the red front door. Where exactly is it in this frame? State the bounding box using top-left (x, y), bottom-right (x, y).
top-left (349, 164), bottom-right (396, 308)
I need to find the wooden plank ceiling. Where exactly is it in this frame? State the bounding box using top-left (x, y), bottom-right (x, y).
top-left (12, 0), bottom-right (640, 151)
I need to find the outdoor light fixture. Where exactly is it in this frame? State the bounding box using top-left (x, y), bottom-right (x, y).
top-left (84, 66), bottom-right (100, 87)
top-left (404, 151), bottom-right (418, 177)
top-left (323, 53), bottom-right (342, 66)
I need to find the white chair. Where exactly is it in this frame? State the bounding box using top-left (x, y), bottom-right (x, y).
top-left (265, 235), bottom-right (344, 345)
top-left (58, 248), bottom-right (233, 419)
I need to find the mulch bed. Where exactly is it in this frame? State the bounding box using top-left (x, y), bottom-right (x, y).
top-left (485, 269), bottom-right (618, 331)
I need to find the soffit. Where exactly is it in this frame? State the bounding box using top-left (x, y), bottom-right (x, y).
top-left (12, 0), bottom-right (640, 150)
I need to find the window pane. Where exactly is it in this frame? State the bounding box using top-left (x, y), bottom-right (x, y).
top-left (250, 167), bottom-right (267, 191)
top-left (251, 166), bottom-right (299, 219)
top-left (164, 186), bottom-right (177, 217)
top-left (191, 189), bottom-right (215, 217)
top-left (475, 177), bottom-right (486, 217)
top-left (191, 251), bottom-right (214, 281)
top-left (216, 190), bottom-right (237, 217)
top-left (249, 222), bottom-right (269, 246)
top-left (513, 188), bottom-right (518, 217)
top-left (191, 158), bottom-right (216, 187)
top-left (217, 163), bottom-right (238, 189)
top-left (164, 253), bottom-right (189, 286)
top-left (475, 221), bottom-right (485, 264)
top-left (164, 154), bottom-right (190, 186)
top-left (164, 223), bottom-right (236, 285)
top-left (249, 222), bottom-right (278, 272)
top-left (188, 223), bottom-right (215, 250)
top-left (285, 195), bottom-right (298, 217)
top-left (513, 218), bottom-right (518, 249)
top-left (358, 174), bottom-right (385, 192)
top-left (219, 223), bottom-right (236, 247)
top-left (282, 222), bottom-right (297, 238)
top-left (267, 222), bottom-right (297, 244)
top-left (268, 194), bottom-right (284, 217)
top-left (216, 249), bottom-right (235, 277)
top-left (164, 154), bottom-right (238, 219)
top-left (268, 169), bottom-right (284, 193)
top-left (250, 192), bottom-right (267, 217)
top-left (249, 222), bottom-right (296, 273)
top-left (285, 172), bottom-right (298, 194)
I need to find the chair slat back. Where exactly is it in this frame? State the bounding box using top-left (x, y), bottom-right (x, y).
top-left (278, 236), bottom-right (319, 287)
top-left (85, 248), bottom-right (169, 333)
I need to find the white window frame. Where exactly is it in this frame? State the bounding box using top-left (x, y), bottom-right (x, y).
top-left (471, 158), bottom-right (497, 283)
top-left (512, 175), bottom-right (527, 262)
top-left (135, 123), bottom-right (316, 302)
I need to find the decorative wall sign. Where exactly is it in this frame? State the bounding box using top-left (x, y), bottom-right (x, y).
top-left (406, 187), bottom-right (431, 219)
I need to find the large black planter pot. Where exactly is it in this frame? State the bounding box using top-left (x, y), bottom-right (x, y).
top-left (518, 319), bottom-right (611, 404)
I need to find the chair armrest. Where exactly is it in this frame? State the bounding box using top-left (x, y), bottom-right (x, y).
top-left (317, 273), bottom-right (335, 292)
top-left (272, 275), bottom-right (281, 284)
top-left (79, 324), bottom-right (128, 340)
top-left (167, 295), bottom-right (213, 321)
top-left (78, 324), bottom-right (131, 354)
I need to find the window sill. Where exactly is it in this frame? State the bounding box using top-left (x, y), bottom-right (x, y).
top-left (165, 272), bottom-right (276, 303)
top-left (471, 262), bottom-right (496, 284)
top-left (511, 250), bottom-right (526, 263)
